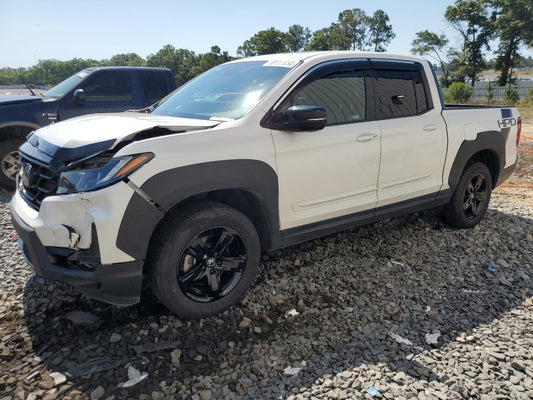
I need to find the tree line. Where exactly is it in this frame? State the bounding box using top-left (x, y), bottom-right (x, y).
top-left (411, 0), bottom-right (532, 87)
top-left (0, 1), bottom-right (531, 90)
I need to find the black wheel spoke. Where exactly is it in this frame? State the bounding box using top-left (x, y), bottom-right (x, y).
top-left (473, 175), bottom-right (485, 191)
top-left (212, 229), bottom-right (234, 256)
top-left (463, 198), bottom-right (471, 211)
top-left (179, 264), bottom-right (206, 289)
top-left (207, 272), bottom-right (222, 299)
top-left (219, 256), bottom-right (246, 272)
top-left (185, 237), bottom-right (206, 258)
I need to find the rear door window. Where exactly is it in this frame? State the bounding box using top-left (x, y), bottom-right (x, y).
top-left (140, 71), bottom-right (170, 105)
top-left (374, 70), bottom-right (417, 119)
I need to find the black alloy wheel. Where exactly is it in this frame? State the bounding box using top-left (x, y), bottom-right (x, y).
top-left (442, 161), bottom-right (492, 229)
top-left (178, 227), bottom-right (247, 303)
top-left (149, 201), bottom-right (260, 319)
top-left (462, 173), bottom-right (488, 220)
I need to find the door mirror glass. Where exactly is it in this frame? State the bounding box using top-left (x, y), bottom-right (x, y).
top-left (73, 88), bottom-right (86, 105)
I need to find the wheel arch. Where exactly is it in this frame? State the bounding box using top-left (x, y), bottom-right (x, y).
top-left (0, 122), bottom-right (39, 139)
top-left (448, 130), bottom-right (506, 191)
top-left (116, 159), bottom-right (281, 263)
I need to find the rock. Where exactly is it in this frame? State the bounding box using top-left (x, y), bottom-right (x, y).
top-left (38, 380), bottom-right (55, 390)
top-left (171, 348), bottom-right (182, 366)
top-left (90, 386), bottom-right (105, 400)
top-left (49, 372), bottom-right (66, 386)
top-left (239, 317), bottom-right (251, 329)
top-left (109, 333), bottom-right (122, 343)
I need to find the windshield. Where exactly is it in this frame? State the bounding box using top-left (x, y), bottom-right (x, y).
top-left (152, 61), bottom-right (294, 120)
top-left (45, 71), bottom-right (88, 97)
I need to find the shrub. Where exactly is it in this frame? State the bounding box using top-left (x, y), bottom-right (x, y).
top-left (504, 86), bottom-right (519, 104)
top-left (448, 82), bottom-right (472, 103)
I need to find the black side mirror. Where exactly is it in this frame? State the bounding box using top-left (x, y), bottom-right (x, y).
top-left (73, 89), bottom-right (86, 105)
top-left (263, 105), bottom-right (327, 132)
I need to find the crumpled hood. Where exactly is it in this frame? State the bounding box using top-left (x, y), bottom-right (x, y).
top-left (0, 94), bottom-right (43, 105)
top-left (35, 112), bottom-right (220, 149)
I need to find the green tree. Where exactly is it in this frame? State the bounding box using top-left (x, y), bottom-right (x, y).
top-left (448, 81), bottom-right (473, 103)
top-left (490, 0), bottom-right (533, 86)
top-left (237, 28), bottom-right (288, 57)
top-left (337, 8), bottom-right (367, 50)
top-left (445, 0), bottom-right (493, 86)
top-left (146, 45), bottom-right (198, 86)
top-left (106, 53), bottom-right (146, 66)
top-left (411, 30), bottom-right (449, 76)
top-left (285, 24), bottom-right (312, 52)
top-left (305, 25), bottom-right (350, 51)
top-left (366, 10), bottom-right (395, 52)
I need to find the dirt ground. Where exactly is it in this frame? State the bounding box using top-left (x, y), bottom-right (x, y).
top-left (494, 123), bottom-right (533, 205)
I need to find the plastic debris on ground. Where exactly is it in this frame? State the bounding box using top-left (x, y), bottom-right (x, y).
top-left (390, 260), bottom-right (406, 267)
top-left (133, 341), bottom-right (180, 354)
top-left (344, 307), bottom-right (354, 312)
top-left (388, 331), bottom-right (413, 346)
top-left (425, 331), bottom-right (441, 345)
top-left (366, 386), bottom-right (381, 397)
top-left (332, 369), bottom-right (339, 375)
top-left (487, 262), bottom-right (495, 272)
top-left (65, 310), bottom-right (100, 326)
top-left (67, 357), bottom-right (128, 377)
top-left (121, 366), bottom-right (148, 388)
top-left (285, 309), bottom-right (299, 318)
top-left (284, 361), bottom-right (306, 376)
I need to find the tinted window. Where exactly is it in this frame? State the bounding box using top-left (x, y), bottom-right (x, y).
top-left (282, 71), bottom-right (366, 125)
top-left (80, 71), bottom-right (133, 102)
top-left (141, 71), bottom-right (169, 105)
top-left (413, 70), bottom-right (429, 114)
top-left (375, 70), bottom-right (417, 119)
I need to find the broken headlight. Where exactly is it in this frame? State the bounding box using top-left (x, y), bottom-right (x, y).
top-left (57, 153), bottom-right (153, 194)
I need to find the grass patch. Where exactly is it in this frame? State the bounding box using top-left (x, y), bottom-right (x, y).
top-left (517, 105), bottom-right (533, 122)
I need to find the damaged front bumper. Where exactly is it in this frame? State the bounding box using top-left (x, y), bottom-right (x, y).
top-left (10, 183), bottom-right (144, 306)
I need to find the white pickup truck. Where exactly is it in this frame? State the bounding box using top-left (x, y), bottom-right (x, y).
top-left (11, 52), bottom-right (521, 319)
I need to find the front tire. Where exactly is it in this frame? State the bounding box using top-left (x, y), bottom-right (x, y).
top-left (148, 202), bottom-right (260, 319)
top-left (442, 162), bottom-right (492, 228)
top-left (0, 137), bottom-right (24, 191)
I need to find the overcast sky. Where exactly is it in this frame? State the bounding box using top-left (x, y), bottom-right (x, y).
top-left (1, 0), bottom-right (531, 68)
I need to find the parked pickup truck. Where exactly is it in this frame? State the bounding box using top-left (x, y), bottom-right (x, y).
top-left (11, 52), bottom-right (521, 319)
top-left (0, 66), bottom-right (177, 190)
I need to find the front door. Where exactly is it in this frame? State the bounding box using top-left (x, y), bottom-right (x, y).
top-left (270, 62), bottom-right (381, 230)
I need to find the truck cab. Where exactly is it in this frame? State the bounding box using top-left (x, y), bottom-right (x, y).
top-left (0, 67), bottom-right (177, 190)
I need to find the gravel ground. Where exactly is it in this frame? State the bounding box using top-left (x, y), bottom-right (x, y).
top-left (0, 128), bottom-right (532, 400)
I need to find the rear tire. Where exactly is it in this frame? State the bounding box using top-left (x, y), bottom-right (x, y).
top-left (0, 136), bottom-right (24, 191)
top-left (442, 162), bottom-right (492, 228)
top-left (148, 201), bottom-right (260, 319)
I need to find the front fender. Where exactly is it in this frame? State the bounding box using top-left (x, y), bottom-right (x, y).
top-left (116, 159), bottom-right (280, 260)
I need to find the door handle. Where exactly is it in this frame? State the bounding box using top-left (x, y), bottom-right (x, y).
top-left (423, 124), bottom-right (438, 132)
top-left (356, 133), bottom-right (378, 142)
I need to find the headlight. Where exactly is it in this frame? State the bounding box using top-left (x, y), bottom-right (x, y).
top-left (57, 153), bottom-right (153, 194)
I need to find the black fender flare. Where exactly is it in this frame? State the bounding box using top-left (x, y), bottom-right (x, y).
top-left (447, 129), bottom-right (508, 191)
top-left (116, 159), bottom-right (280, 260)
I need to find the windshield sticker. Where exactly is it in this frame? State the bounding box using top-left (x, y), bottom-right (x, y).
top-left (263, 60), bottom-right (300, 68)
top-left (77, 71), bottom-right (88, 78)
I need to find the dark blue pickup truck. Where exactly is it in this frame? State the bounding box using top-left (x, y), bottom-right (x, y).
top-left (0, 66), bottom-right (177, 190)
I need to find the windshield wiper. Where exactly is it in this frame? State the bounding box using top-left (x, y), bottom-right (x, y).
top-left (16, 70), bottom-right (43, 97)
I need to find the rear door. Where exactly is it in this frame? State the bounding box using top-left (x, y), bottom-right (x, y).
top-left (270, 60), bottom-right (381, 230)
top-left (372, 60), bottom-right (447, 208)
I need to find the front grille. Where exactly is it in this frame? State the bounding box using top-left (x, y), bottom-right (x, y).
top-left (19, 155), bottom-right (59, 210)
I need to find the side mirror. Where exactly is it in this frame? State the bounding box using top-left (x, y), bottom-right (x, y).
top-left (263, 105), bottom-right (327, 132)
top-left (73, 89), bottom-right (86, 105)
